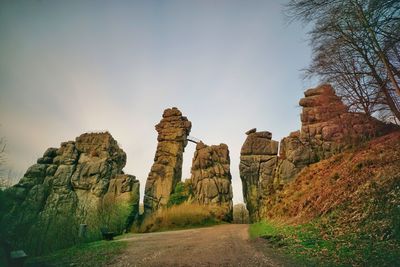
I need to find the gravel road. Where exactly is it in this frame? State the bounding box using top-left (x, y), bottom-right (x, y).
top-left (111, 224), bottom-right (295, 267)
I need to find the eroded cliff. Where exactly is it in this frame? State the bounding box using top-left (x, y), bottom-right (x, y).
top-left (240, 84), bottom-right (392, 222)
top-left (1, 132), bottom-right (139, 254)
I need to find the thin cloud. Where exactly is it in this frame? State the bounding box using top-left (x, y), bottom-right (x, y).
top-left (0, 0), bottom-right (311, 203)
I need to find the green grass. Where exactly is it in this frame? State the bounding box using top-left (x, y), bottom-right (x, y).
top-left (250, 220), bottom-right (400, 266)
top-left (25, 240), bottom-right (127, 267)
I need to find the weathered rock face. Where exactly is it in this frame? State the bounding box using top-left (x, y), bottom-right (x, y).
top-left (240, 84), bottom-right (390, 222)
top-left (277, 84), bottom-right (387, 183)
top-left (190, 142), bottom-right (233, 221)
top-left (144, 107), bottom-right (192, 214)
top-left (1, 132), bottom-right (139, 254)
top-left (239, 131), bottom-right (279, 222)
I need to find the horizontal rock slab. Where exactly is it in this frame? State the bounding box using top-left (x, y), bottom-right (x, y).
top-left (303, 84), bottom-right (335, 97)
top-left (245, 128), bottom-right (257, 135)
top-left (240, 131), bottom-right (278, 155)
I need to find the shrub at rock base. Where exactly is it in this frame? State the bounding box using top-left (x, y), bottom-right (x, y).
top-left (83, 200), bottom-right (134, 242)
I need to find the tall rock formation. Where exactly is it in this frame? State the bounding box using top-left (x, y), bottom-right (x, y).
top-left (239, 130), bottom-right (279, 222)
top-left (276, 84), bottom-right (388, 183)
top-left (190, 142), bottom-right (233, 221)
top-left (1, 132), bottom-right (139, 254)
top-left (144, 107), bottom-right (192, 214)
top-left (240, 84), bottom-right (391, 222)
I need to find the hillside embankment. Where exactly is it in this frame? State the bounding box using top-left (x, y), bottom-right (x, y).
top-left (251, 131), bottom-right (400, 266)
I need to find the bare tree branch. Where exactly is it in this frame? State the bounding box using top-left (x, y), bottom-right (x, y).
top-left (287, 0), bottom-right (400, 122)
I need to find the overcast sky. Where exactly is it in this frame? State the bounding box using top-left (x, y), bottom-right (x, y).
top-left (0, 0), bottom-right (315, 203)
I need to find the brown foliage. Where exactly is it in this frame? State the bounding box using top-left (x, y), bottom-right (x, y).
top-left (264, 131), bottom-right (400, 229)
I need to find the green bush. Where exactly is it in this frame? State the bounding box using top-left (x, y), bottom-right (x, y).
top-left (0, 192), bottom-right (134, 257)
top-left (167, 180), bottom-right (193, 207)
top-left (0, 188), bottom-right (13, 221)
top-left (75, 200), bottom-right (134, 246)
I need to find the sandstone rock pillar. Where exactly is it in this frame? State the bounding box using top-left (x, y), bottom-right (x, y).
top-left (239, 129), bottom-right (279, 222)
top-left (144, 107), bottom-right (192, 214)
top-left (190, 142), bottom-right (233, 221)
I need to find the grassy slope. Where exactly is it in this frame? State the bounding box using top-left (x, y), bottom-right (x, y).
top-left (25, 240), bottom-right (127, 267)
top-left (251, 132), bottom-right (400, 266)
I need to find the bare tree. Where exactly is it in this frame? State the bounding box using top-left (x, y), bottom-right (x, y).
top-left (0, 136), bottom-right (10, 189)
top-left (288, 0), bottom-right (400, 122)
top-left (0, 137), bottom-right (5, 165)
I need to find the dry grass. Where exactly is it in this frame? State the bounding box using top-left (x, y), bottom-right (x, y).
top-left (263, 131), bottom-right (400, 236)
top-left (136, 202), bottom-right (227, 233)
top-left (254, 131), bottom-right (400, 266)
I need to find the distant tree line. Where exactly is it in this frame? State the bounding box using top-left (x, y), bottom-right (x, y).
top-left (288, 0), bottom-right (400, 123)
top-left (233, 204), bottom-right (249, 224)
top-left (0, 136), bottom-right (20, 189)
top-left (0, 135), bottom-right (9, 189)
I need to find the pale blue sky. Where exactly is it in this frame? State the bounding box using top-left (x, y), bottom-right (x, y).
top-left (0, 0), bottom-right (315, 203)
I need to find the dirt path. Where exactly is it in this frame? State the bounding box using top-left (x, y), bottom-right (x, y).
top-left (111, 224), bottom-right (295, 267)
